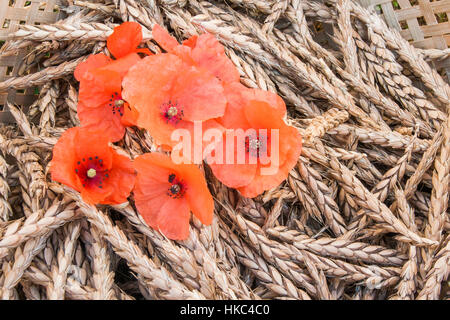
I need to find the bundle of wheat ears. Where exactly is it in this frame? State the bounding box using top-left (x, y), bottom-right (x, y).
top-left (0, 0), bottom-right (449, 301)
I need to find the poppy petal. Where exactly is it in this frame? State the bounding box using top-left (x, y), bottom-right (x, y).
top-left (171, 65), bottom-right (226, 121)
top-left (243, 100), bottom-right (285, 130)
top-left (238, 121), bottom-right (302, 198)
top-left (99, 52), bottom-right (141, 79)
top-left (182, 35), bottom-right (198, 48)
top-left (208, 162), bottom-right (257, 189)
top-left (121, 103), bottom-right (139, 127)
top-left (100, 152), bottom-right (135, 204)
top-left (135, 190), bottom-right (168, 229)
top-left (206, 132), bottom-right (257, 188)
top-left (73, 127), bottom-right (113, 170)
top-left (219, 82), bottom-right (252, 129)
top-left (77, 101), bottom-right (126, 142)
top-left (122, 54), bottom-right (187, 146)
top-left (78, 69), bottom-right (122, 109)
top-left (156, 198), bottom-right (190, 240)
top-left (180, 165), bottom-right (214, 225)
top-left (190, 33), bottom-right (240, 84)
top-left (50, 127), bottom-right (82, 191)
top-left (134, 153), bottom-right (178, 183)
top-left (107, 21), bottom-right (142, 59)
top-left (152, 24), bottom-right (179, 52)
top-left (133, 160), bottom-right (170, 229)
top-left (74, 53), bottom-right (111, 82)
top-left (243, 88), bottom-right (286, 118)
top-left (122, 54), bottom-right (183, 117)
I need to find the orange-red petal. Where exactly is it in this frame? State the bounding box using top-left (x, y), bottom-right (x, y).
top-left (77, 101), bottom-right (126, 142)
top-left (243, 100), bottom-right (285, 130)
top-left (152, 24), bottom-right (179, 52)
top-left (182, 35), bottom-right (198, 48)
top-left (190, 33), bottom-right (240, 84)
top-left (121, 103), bottom-right (139, 127)
top-left (99, 52), bottom-right (141, 79)
top-left (134, 153), bottom-right (179, 183)
top-left (133, 153), bottom-right (214, 239)
top-left (219, 82), bottom-right (252, 129)
top-left (206, 131), bottom-right (257, 188)
top-left (50, 127), bottom-right (82, 191)
top-left (122, 54), bottom-right (226, 147)
top-left (74, 53), bottom-right (111, 82)
top-left (100, 151), bottom-right (136, 204)
top-left (179, 164), bottom-right (214, 225)
top-left (73, 127), bottom-right (113, 170)
top-left (78, 69), bottom-right (122, 109)
top-left (171, 65), bottom-right (226, 121)
top-left (236, 103), bottom-right (302, 198)
top-left (51, 127), bottom-right (134, 205)
top-left (243, 88), bottom-right (286, 118)
top-left (156, 198), bottom-right (191, 240)
top-left (133, 157), bottom-right (171, 229)
top-left (107, 21), bottom-right (142, 59)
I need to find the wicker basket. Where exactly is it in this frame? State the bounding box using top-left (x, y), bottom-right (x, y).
top-left (358, 0), bottom-right (450, 79)
top-left (0, 0), bottom-right (61, 123)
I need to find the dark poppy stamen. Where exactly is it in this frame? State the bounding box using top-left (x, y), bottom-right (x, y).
top-left (245, 134), bottom-right (268, 158)
top-left (108, 92), bottom-right (125, 117)
top-left (167, 173), bottom-right (186, 198)
top-left (74, 156), bottom-right (109, 189)
top-left (161, 100), bottom-right (184, 125)
top-left (170, 184), bottom-right (181, 194)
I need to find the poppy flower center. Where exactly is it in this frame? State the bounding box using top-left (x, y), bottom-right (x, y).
top-left (245, 133), bottom-right (268, 158)
top-left (87, 168), bottom-right (97, 178)
top-left (161, 100), bottom-right (184, 125)
top-left (167, 173), bottom-right (186, 198)
top-left (75, 156), bottom-right (109, 189)
top-left (167, 106), bottom-right (178, 117)
top-left (108, 92), bottom-right (125, 117)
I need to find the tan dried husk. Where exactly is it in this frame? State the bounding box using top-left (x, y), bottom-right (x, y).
top-left (0, 0), bottom-right (448, 300)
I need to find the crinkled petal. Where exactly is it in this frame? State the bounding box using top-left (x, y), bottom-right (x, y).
top-left (206, 132), bottom-right (257, 188)
top-left (77, 101), bottom-right (126, 142)
top-left (134, 153), bottom-right (179, 183)
top-left (243, 100), bottom-right (285, 130)
top-left (50, 127), bottom-right (82, 191)
top-left (73, 127), bottom-right (113, 170)
top-left (121, 103), bottom-right (139, 127)
top-left (99, 53), bottom-right (141, 79)
top-left (180, 164), bottom-right (214, 225)
top-left (107, 21), bottom-right (142, 59)
top-left (74, 54), bottom-right (111, 82)
top-left (78, 69), bottom-right (122, 109)
top-left (219, 82), bottom-right (252, 129)
top-left (156, 198), bottom-right (190, 240)
top-left (100, 152), bottom-right (135, 204)
top-left (152, 24), bottom-right (179, 52)
top-left (171, 65), bottom-right (226, 121)
top-left (191, 33), bottom-right (240, 84)
top-left (182, 35), bottom-right (198, 48)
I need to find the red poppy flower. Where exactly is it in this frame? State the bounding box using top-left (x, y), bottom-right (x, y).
top-left (207, 99), bottom-right (302, 198)
top-left (133, 153), bottom-right (214, 240)
top-left (122, 53), bottom-right (226, 153)
top-left (152, 24), bottom-right (240, 85)
top-left (74, 22), bottom-right (149, 141)
top-left (219, 81), bottom-right (286, 129)
top-left (50, 127), bottom-right (136, 205)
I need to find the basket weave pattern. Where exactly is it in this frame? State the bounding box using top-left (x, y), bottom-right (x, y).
top-left (359, 0), bottom-right (450, 76)
top-left (0, 0), bottom-right (61, 123)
